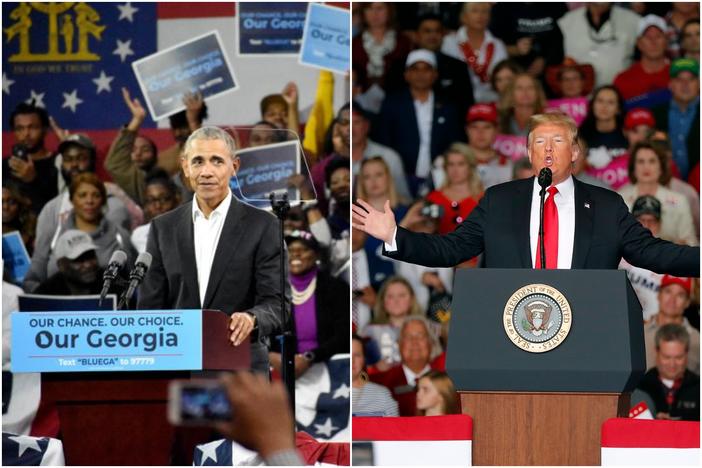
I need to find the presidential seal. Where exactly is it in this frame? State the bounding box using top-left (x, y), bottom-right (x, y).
top-left (503, 284), bottom-right (572, 353)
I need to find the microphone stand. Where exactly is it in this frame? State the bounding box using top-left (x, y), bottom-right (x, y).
top-left (539, 185), bottom-right (547, 269)
top-left (103, 277), bottom-right (129, 310)
top-left (270, 192), bottom-right (295, 418)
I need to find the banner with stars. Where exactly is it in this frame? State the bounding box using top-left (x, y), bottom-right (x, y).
top-left (2, 2), bottom-right (157, 131)
top-left (296, 354), bottom-right (350, 442)
top-left (2, 432), bottom-right (66, 466)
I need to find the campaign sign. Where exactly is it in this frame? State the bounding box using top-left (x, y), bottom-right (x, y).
top-left (231, 140), bottom-right (302, 203)
top-left (299, 3), bottom-right (350, 74)
top-left (2, 231), bottom-right (30, 285)
top-left (494, 134), bottom-right (528, 161)
top-left (11, 309), bottom-right (202, 373)
top-left (19, 293), bottom-right (116, 312)
top-left (238, 2), bottom-right (307, 55)
top-left (132, 31), bottom-right (238, 121)
top-left (546, 97), bottom-right (588, 126)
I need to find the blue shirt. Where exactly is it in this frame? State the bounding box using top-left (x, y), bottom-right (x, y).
top-left (668, 97), bottom-right (699, 180)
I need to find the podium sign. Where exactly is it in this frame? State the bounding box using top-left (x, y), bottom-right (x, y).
top-left (11, 309), bottom-right (202, 373)
top-left (447, 269), bottom-right (645, 393)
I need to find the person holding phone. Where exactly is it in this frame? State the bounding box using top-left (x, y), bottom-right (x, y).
top-left (3, 102), bottom-right (59, 215)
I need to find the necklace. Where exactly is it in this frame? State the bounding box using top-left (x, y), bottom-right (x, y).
top-left (292, 276), bottom-right (317, 305)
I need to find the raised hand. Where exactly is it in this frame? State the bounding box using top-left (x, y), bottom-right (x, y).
top-left (121, 87), bottom-right (146, 131)
top-left (352, 199), bottom-right (397, 245)
top-left (49, 116), bottom-right (70, 142)
top-left (281, 82), bottom-right (298, 105)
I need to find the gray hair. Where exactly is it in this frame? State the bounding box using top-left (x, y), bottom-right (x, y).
top-left (182, 126), bottom-right (237, 161)
top-left (399, 315), bottom-right (443, 360)
top-left (655, 323), bottom-right (690, 351)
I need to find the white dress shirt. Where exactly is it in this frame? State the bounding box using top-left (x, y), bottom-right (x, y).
top-left (192, 190), bottom-right (232, 306)
top-left (529, 176), bottom-right (575, 269)
top-left (386, 177), bottom-right (577, 269)
top-left (413, 91), bottom-right (434, 178)
top-left (402, 363), bottom-right (432, 387)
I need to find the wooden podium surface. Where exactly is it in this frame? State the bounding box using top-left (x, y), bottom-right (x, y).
top-left (461, 391), bottom-right (631, 466)
top-left (43, 372), bottom-right (212, 465)
top-left (39, 310), bottom-right (250, 465)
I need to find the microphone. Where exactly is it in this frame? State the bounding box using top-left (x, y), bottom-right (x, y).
top-left (118, 252), bottom-right (153, 309)
top-left (538, 167), bottom-right (552, 191)
top-left (537, 168), bottom-right (552, 269)
top-left (99, 250), bottom-right (127, 306)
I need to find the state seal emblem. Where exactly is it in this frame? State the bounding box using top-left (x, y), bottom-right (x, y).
top-left (503, 284), bottom-right (572, 353)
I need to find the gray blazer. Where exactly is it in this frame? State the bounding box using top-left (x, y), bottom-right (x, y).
top-left (138, 196), bottom-right (289, 373)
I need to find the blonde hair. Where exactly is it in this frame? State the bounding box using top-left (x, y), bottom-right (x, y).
top-left (416, 370), bottom-right (461, 416)
top-left (498, 73), bottom-right (547, 133)
top-left (441, 143), bottom-right (484, 196)
top-left (526, 112), bottom-right (579, 148)
top-left (356, 156), bottom-right (401, 208)
top-left (372, 276), bottom-right (423, 324)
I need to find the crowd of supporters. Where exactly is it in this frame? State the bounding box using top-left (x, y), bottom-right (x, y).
top-left (351, 2), bottom-right (699, 421)
top-left (2, 73), bottom-right (351, 436)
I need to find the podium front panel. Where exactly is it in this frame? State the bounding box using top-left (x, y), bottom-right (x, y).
top-left (446, 269), bottom-right (645, 392)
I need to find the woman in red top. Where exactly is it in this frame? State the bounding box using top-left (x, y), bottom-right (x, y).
top-left (426, 143), bottom-right (484, 235)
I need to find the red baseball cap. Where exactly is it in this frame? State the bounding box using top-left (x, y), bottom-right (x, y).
top-left (660, 275), bottom-right (692, 295)
top-left (624, 108), bottom-right (655, 130)
top-left (466, 104), bottom-right (497, 125)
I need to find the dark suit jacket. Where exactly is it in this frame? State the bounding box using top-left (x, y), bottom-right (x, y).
top-left (372, 88), bottom-right (465, 176)
top-left (385, 51), bottom-right (475, 117)
top-left (652, 102), bottom-right (700, 175)
top-left (386, 177), bottom-right (699, 276)
top-left (138, 196), bottom-right (289, 373)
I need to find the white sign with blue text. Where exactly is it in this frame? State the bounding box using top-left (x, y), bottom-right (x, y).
top-left (132, 31), bottom-right (238, 121)
top-left (11, 309), bottom-right (202, 373)
top-left (299, 3), bottom-right (350, 74)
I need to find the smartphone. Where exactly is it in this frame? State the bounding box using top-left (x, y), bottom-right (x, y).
top-left (167, 379), bottom-right (231, 426)
top-left (11, 144), bottom-right (28, 161)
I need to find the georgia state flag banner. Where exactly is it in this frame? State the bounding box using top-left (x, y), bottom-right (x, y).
top-left (2, 2), bottom-right (157, 130)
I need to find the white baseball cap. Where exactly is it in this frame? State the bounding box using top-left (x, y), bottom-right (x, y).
top-left (54, 230), bottom-right (97, 261)
top-left (637, 14), bottom-right (667, 38)
top-left (405, 49), bottom-right (437, 69)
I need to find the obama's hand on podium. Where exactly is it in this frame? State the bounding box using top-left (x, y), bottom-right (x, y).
top-left (229, 312), bottom-right (255, 346)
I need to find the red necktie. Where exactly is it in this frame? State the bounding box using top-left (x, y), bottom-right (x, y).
top-left (535, 186), bottom-right (559, 269)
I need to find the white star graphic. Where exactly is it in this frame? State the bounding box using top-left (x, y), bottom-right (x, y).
top-left (117, 2), bottom-right (139, 22)
top-left (8, 435), bottom-right (42, 458)
top-left (3, 72), bottom-right (15, 95)
top-left (332, 383), bottom-right (350, 399)
top-left (62, 89), bottom-right (83, 113)
top-left (313, 417), bottom-right (338, 438)
top-left (93, 70), bottom-right (115, 94)
top-left (197, 439), bottom-right (224, 465)
top-left (26, 90), bottom-right (46, 108)
top-left (113, 39), bottom-right (134, 63)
